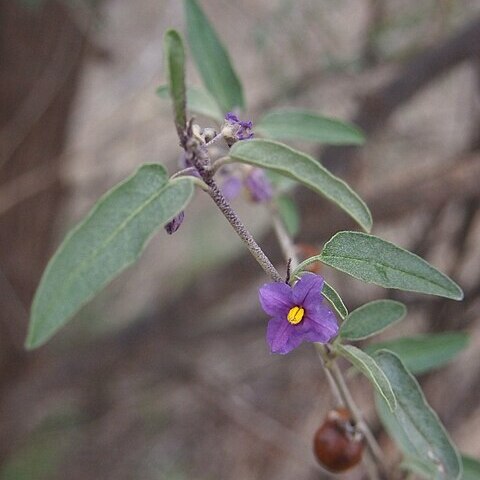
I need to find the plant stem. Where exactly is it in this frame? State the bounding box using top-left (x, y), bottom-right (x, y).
top-left (330, 358), bottom-right (385, 465)
top-left (171, 166), bottom-right (198, 179)
top-left (270, 203), bottom-right (387, 479)
top-left (272, 212), bottom-right (298, 269)
top-left (182, 124), bottom-right (385, 477)
top-left (188, 143), bottom-right (283, 283)
top-left (320, 347), bottom-right (387, 476)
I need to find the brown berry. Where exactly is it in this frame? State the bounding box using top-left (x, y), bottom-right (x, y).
top-left (313, 407), bottom-right (365, 473)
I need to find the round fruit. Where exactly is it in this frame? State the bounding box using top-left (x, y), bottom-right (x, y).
top-left (313, 407), bottom-right (365, 473)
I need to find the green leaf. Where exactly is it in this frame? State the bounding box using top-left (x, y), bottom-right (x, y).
top-left (163, 30), bottom-right (187, 133)
top-left (378, 402), bottom-right (439, 479)
top-left (156, 85), bottom-right (224, 123)
top-left (184, 0), bottom-right (244, 112)
top-left (401, 455), bottom-right (439, 479)
top-left (462, 455), bottom-right (480, 480)
top-left (322, 281), bottom-right (348, 319)
top-left (319, 231), bottom-right (463, 300)
top-left (340, 299), bottom-right (406, 340)
top-left (230, 140), bottom-right (372, 232)
top-left (374, 350), bottom-right (462, 480)
top-left (256, 110), bottom-right (366, 145)
top-left (335, 344), bottom-right (396, 411)
top-left (366, 332), bottom-right (469, 375)
top-left (276, 195), bottom-right (300, 237)
top-left (265, 170), bottom-right (298, 195)
top-left (376, 388), bottom-right (417, 455)
top-left (26, 165), bottom-right (194, 349)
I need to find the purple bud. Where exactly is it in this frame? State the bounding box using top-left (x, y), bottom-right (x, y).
top-left (225, 112), bottom-right (239, 123)
top-left (237, 120), bottom-right (254, 140)
top-left (244, 168), bottom-right (273, 203)
top-left (224, 112), bottom-right (254, 143)
top-left (165, 211), bottom-right (185, 234)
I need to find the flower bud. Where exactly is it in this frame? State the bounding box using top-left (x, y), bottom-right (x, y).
top-left (202, 127), bottom-right (217, 143)
top-left (164, 211), bottom-right (185, 235)
top-left (222, 112), bottom-right (254, 146)
top-left (313, 407), bottom-right (364, 473)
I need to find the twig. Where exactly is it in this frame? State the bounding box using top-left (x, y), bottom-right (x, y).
top-left (185, 137), bottom-right (283, 283)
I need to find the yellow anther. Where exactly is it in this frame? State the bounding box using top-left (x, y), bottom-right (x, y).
top-left (287, 306), bottom-right (305, 325)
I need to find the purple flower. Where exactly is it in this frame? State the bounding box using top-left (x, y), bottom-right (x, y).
top-left (223, 112), bottom-right (254, 144)
top-left (259, 273), bottom-right (339, 354)
top-left (165, 211), bottom-right (185, 234)
top-left (244, 168), bottom-right (273, 203)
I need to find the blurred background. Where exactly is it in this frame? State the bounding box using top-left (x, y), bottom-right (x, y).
top-left (1, 0), bottom-right (480, 478)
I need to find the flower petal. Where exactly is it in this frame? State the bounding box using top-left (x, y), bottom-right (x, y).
top-left (244, 168), bottom-right (273, 203)
top-left (292, 273), bottom-right (324, 307)
top-left (259, 281), bottom-right (292, 316)
top-left (266, 316), bottom-right (303, 354)
top-left (302, 304), bottom-right (339, 343)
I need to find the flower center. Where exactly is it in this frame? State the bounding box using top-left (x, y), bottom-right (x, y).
top-left (287, 306), bottom-right (305, 325)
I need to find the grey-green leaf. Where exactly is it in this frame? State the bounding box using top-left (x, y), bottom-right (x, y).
top-left (184, 0), bottom-right (244, 112)
top-left (375, 389), bottom-right (417, 456)
top-left (401, 455), bottom-right (439, 479)
top-left (340, 299), bottom-right (406, 340)
top-left (378, 400), bottom-right (439, 479)
top-left (26, 165), bottom-right (194, 349)
top-left (462, 456), bottom-right (480, 480)
top-left (323, 281), bottom-right (348, 319)
top-left (156, 85), bottom-right (224, 123)
top-left (256, 110), bottom-right (366, 145)
top-left (163, 30), bottom-right (187, 133)
top-left (374, 350), bottom-right (462, 480)
top-left (320, 231), bottom-right (463, 300)
top-left (276, 195), bottom-right (300, 237)
top-left (366, 332), bottom-right (469, 375)
top-left (335, 344), bottom-right (396, 411)
top-left (230, 140), bottom-right (372, 232)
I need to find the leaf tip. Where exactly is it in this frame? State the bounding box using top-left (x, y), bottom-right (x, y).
top-left (363, 217), bottom-right (373, 233)
top-left (24, 320), bottom-right (44, 351)
top-left (452, 284), bottom-right (464, 301)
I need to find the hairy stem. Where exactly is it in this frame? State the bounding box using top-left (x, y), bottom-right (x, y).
top-left (187, 141), bottom-right (283, 283)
